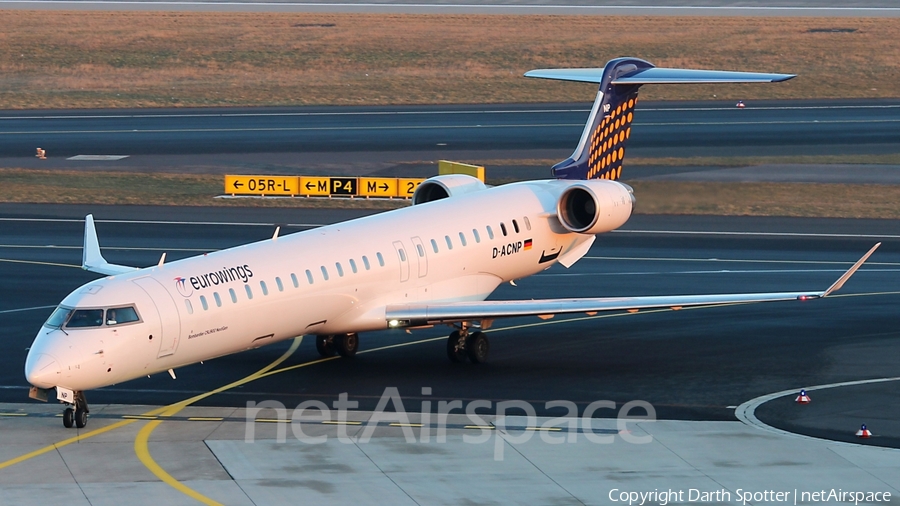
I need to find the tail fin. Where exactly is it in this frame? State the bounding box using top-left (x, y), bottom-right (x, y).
top-left (525, 57), bottom-right (794, 180)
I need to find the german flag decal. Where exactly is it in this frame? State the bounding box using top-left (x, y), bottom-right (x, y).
top-left (524, 239), bottom-right (533, 250)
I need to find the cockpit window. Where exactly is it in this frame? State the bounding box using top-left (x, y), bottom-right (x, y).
top-left (106, 306), bottom-right (139, 325)
top-left (44, 305), bottom-right (141, 329)
top-left (44, 306), bottom-right (72, 328)
top-left (66, 309), bottom-right (104, 328)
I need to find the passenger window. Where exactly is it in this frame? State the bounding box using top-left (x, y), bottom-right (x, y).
top-left (213, 292), bottom-right (222, 307)
top-left (417, 244), bottom-right (425, 257)
top-left (363, 256), bottom-right (371, 270)
top-left (445, 235), bottom-right (453, 250)
top-left (486, 226), bottom-right (494, 240)
top-left (245, 285), bottom-right (253, 300)
top-left (106, 306), bottom-right (139, 325)
top-left (306, 269), bottom-right (314, 284)
top-left (512, 220), bottom-right (520, 233)
top-left (349, 259), bottom-right (358, 273)
top-left (229, 288), bottom-right (237, 303)
top-left (200, 295), bottom-right (209, 311)
top-left (336, 262), bottom-right (344, 277)
top-left (472, 229), bottom-right (481, 243)
top-left (66, 309), bottom-right (103, 328)
top-left (291, 273), bottom-right (299, 288)
top-left (185, 299), bottom-right (193, 314)
top-left (377, 253), bottom-right (385, 267)
top-left (276, 277), bottom-right (284, 292)
top-left (500, 223), bottom-right (508, 236)
top-left (523, 216), bottom-right (532, 230)
top-left (260, 281), bottom-right (268, 296)
top-left (459, 232), bottom-right (467, 247)
top-left (321, 266), bottom-right (329, 281)
top-left (431, 239), bottom-right (439, 253)
top-left (398, 249), bottom-right (406, 262)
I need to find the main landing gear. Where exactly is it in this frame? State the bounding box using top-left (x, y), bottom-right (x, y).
top-left (447, 326), bottom-right (490, 364)
top-left (316, 333), bottom-right (359, 358)
top-left (62, 391), bottom-right (89, 429)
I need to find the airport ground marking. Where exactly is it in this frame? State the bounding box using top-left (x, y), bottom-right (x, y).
top-left (0, 305), bottom-right (56, 315)
top-left (0, 258), bottom-right (80, 269)
top-left (0, 244), bottom-right (212, 253)
top-left (10, 215), bottom-right (900, 240)
top-left (0, 103), bottom-right (896, 122)
top-left (736, 376), bottom-right (900, 451)
top-left (0, 418), bottom-right (139, 471)
top-left (612, 229), bottom-right (900, 239)
top-left (133, 335), bottom-right (304, 506)
top-left (585, 256), bottom-right (900, 267)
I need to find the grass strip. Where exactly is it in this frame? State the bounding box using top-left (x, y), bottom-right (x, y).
top-left (4, 168), bottom-right (900, 219)
top-left (1, 12), bottom-right (899, 109)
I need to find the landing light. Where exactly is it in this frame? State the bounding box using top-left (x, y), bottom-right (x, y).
top-left (389, 319), bottom-right (400, 327)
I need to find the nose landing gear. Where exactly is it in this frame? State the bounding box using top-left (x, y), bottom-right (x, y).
top-left (62, 391), bottom-right (89, 429)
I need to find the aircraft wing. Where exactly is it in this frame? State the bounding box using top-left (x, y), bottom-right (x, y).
top-left (385, 243), bottom-right (879, 327)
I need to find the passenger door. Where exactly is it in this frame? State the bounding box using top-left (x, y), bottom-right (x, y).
top-left (133, 277), bottom-right (182, 358)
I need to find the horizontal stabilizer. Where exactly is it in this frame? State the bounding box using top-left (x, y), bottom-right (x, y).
top-left (524, 57), bottom-right (794, 181)
top-left (524, 67), bottom-right (795, 84)
top-left (82, 214), bottom-right (139, 276)
top-left (385, 244), bottom-right (877, 327)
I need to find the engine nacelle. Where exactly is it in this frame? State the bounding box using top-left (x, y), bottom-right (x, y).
top-left (556, 180), bottom-right (634, 235)
top-left (413, 174), bottom-right (487, 205)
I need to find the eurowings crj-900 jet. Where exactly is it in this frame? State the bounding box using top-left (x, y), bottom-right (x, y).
top-left (25, 57), bottom-right (880, 429)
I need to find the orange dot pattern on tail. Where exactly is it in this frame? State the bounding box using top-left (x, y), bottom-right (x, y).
top-left (586, 96), bottom-right (637, 181)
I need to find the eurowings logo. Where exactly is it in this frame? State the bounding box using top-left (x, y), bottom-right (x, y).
top-left (174, 277), bottom-right (193, 298)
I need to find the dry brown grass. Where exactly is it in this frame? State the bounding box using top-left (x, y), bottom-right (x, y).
top-left (4, 168), bottom-right (900, 218)
top-left (1, 12), bottom-right (898, 108)
top-left (0, 169), bottom-right (405, 209)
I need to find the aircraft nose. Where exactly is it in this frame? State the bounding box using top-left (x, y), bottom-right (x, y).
top-left (25, 352), bottom-right (61, 389)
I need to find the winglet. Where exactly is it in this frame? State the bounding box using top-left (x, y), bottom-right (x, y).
top-left (82, 214), bottom-right (139, 276)
top-left (821, 242), bottom-right (880, 298)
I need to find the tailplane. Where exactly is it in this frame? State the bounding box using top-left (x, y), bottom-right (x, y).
top-left (525, 57), bottom-right (794, 180)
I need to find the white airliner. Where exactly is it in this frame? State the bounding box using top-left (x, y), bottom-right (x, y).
top-left (25, 57), bottom-right (879, 429)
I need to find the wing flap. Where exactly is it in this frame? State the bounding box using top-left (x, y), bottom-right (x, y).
top-left (385, 244), bottom-right (878, 327)
top-left (387, 291), bottom-right (812, 326)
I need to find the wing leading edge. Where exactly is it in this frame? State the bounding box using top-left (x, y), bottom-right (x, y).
top-left (385, 243), bottom-right (880, 328)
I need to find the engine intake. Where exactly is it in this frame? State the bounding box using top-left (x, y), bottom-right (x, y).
top-left (413, 174), bottom-right (487, 205)
top-left (556, 181), bottom-right (633, 235)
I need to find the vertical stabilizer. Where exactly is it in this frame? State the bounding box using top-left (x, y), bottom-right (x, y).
top-left (525, 58), bottom-right (795, 180)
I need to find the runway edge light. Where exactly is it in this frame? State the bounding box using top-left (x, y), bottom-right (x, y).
top-left (795, 389), bottom-right (811, 404)
top-left (856, 424), bottom-right (872, 438)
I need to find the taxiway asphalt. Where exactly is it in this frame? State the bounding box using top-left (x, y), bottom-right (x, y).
top-left (3, 100), bottom-right (900, 182)
top-left (1, 205), bottom-right (898, 449)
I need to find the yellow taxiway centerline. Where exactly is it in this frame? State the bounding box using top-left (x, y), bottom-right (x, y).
top-left (133, 335), bottom-right (305, 506)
